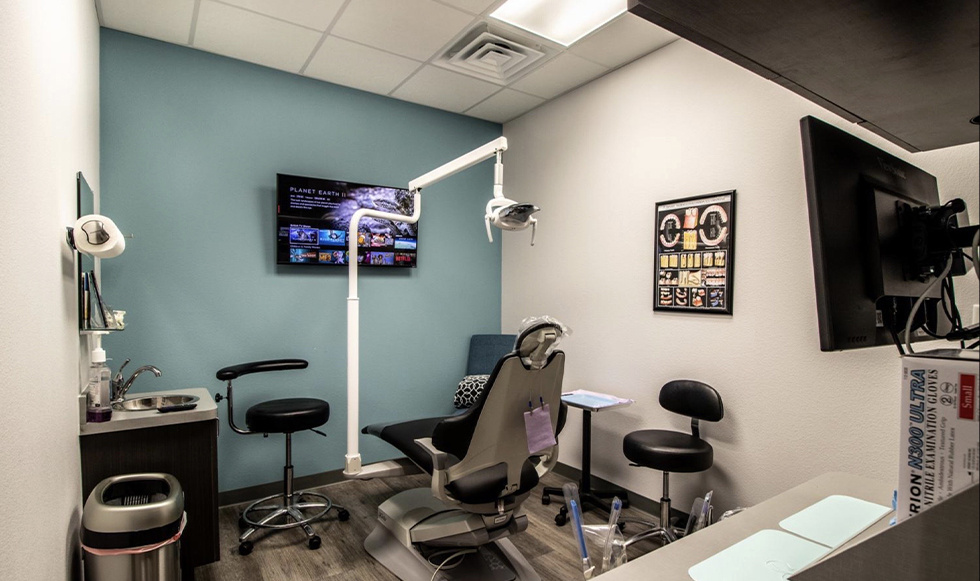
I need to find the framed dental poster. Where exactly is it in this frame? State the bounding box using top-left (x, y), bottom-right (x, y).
top-left (654, 191), bottom-right (736, 315)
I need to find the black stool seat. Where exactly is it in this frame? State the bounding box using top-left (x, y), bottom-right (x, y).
top-left (246, 398), bottom-right (329, 434)
top-left (624, 429), bottom-right (713, 473)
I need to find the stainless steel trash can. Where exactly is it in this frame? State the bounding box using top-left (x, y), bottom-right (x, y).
top-left (82, 473), bottom-right (185, 581)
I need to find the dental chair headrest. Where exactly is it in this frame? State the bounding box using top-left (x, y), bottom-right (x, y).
top-left (515, 316), bottom-right (571, 370)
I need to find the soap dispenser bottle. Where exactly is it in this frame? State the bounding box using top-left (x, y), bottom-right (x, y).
top-left (86, 348), bottom-right (112, 423)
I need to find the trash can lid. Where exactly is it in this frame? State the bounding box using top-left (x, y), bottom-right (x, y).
top-left (82, 473), bottom-right (184, 536)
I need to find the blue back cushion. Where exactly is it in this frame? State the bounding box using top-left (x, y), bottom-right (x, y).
top-left (466, 334), bottom-right (517, 376)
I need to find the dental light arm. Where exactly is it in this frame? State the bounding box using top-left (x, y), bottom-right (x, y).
top-left (408, 137), bottom-right (508, 193)
top-left (409, 137), bottom-right (537, 245)
top-left (346, 136), bottom-right (523, 477)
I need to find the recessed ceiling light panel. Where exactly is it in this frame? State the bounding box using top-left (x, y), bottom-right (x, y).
top-left (490, 0), bottom-right (626, 47)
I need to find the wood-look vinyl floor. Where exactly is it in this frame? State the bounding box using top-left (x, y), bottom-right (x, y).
top-left (197, 472), bottom-right (661, 580)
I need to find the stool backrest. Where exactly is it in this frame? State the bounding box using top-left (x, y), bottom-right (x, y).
top-left (660, 380), bottom-right (724, 422)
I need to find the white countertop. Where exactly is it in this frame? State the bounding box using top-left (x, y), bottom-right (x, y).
top-left (79, 387), bottom-right (218, 436)
top-left (600, 472), bottom-right (893, 580)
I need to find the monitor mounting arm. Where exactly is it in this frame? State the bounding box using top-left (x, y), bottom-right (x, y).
top-left (899, 198), bottom-right (979, 281)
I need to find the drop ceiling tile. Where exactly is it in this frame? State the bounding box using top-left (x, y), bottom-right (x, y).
top-left (306, 36), bottom-right (422, 95)
top-left (436, 0), bottom-right (499, 15)
top-left (100, 0), bottom-right (196, 45)
top-left (194, 1), bottom-right (323, 72)
top-left (216, 0), bottom-right (347, 31)
top-left (569, 13), bottom-right (677, 68)
top-left (331, 0), bottom-right (475, 62)
top-left (392, 66), bottom-right (500, 113)
top-left (465, 89), bottom-right (544, 123)
top-left (510, 52), bottom-right (608, 99)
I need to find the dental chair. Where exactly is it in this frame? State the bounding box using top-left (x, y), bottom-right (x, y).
top-left (360, 320), bottom-right (568, 581)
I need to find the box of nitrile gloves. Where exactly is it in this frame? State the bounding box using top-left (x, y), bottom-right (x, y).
top-left (897, 349), bottom-right (979, 522)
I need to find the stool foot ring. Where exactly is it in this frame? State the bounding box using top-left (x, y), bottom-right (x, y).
top-left (241, 491), bottom-right (333, 530)
top-left (624, 526), bottom-right (677, 548)
top-left (236, 490), bottom-right (338, 555)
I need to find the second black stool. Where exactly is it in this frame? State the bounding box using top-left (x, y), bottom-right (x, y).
top-left (215, 359), bottom-right (349, 556)
top-left (622, 379), bottom-right (723, 546)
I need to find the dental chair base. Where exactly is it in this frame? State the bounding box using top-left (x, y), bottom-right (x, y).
top-left (365, 488), bottom-right (540, 581)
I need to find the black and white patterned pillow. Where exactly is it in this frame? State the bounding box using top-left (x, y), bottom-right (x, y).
top-left (454, 375), bottom-right (490, 409)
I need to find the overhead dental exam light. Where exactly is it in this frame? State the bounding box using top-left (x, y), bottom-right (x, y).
top-left (344, 136), bottom-right (537, 477)
top-left (406, 137), bottom-right (539, 245)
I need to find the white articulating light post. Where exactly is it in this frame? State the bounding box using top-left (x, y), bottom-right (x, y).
top-left (344, 136), bottom-right (515, 477)
top-left (343, 194), bottom-right (422, 477)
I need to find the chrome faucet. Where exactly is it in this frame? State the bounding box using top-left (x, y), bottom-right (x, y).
top-left (111, 359), bottom-right (163, 403)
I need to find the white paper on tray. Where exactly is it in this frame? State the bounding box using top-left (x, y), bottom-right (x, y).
top-left (561, 390), bottom-right (634, 409)
top-left (688, 529), bottom-right (831, 581)
top-left (779, 495), bottom-right (891, 549)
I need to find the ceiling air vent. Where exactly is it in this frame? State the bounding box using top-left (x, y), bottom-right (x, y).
top-left (435, 29), bottom-right (550, 85)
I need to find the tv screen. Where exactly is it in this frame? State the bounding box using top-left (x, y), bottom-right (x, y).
top-left (276, 174), bottom-right (418, 267)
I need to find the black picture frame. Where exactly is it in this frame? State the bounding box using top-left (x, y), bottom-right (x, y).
top-left (653, 190), bottom-right (736, 315)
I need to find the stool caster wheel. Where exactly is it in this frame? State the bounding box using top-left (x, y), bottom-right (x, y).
top-left (338, 509), bottom-right (350, 522)
top-left (541, 495), bottom-right (551, 505)
top-left (238, 515), bottom-right (248, 530)
top-left (555, 511), bottom-right (568, 527)
top-left (238, 541), bottom-right (253, 556)
top-left (308, 535), bottom-right (321, 550)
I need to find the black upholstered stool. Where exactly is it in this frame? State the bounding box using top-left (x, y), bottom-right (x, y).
top-left (622, 380), bottom-right (723, 546)
top-left (214, 359), bottom-right (349, 556)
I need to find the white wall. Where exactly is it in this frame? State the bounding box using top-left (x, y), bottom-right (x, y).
top-left (502, 39), bottom-right (979, 513)
top-left (0, 0), bottom-right (100, 578)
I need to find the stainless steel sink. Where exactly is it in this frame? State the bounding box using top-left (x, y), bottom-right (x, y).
top-left (115, 394), bottom-right (200, 413)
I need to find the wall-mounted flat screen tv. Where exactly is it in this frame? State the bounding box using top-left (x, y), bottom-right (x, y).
top-left (276, 173), bottom-right (418, 267)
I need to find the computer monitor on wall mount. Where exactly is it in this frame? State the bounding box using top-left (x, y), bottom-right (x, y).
top-left (801, 116), bottom-right (978, 352)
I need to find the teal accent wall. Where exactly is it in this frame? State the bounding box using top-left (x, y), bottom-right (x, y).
top-left (100, 30), bottom-right (503, 492)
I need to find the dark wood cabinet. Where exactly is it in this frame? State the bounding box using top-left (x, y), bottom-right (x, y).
top-left (80, 419), bottom-right (220, 576)
top-left (629, 0), bottom-right (979, 152)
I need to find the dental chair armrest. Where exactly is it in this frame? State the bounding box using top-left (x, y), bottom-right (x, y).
top-left (415, 438), bottom-right (457, 506)
top-left (414, 438), bottom-right (449, 470)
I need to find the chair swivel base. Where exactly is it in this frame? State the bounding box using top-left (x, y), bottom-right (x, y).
top-left (543, 485), bottom-right (631, 526)
top-left (621, 484), bottom-right (685, 550)
top-left (237, 490), bottom-right (349, 555)
top-left (623, 520), bottom-right (679, 548)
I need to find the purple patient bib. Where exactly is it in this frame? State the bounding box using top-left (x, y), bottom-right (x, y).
top-left (524, 404), bottom-right (557, 454)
